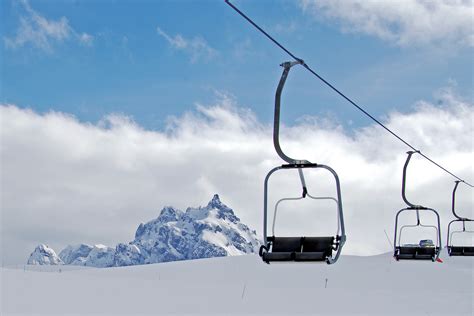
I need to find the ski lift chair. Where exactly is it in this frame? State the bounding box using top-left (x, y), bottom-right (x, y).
top-left (393, 151), bottom-right (442, 261)
top-left (447, 181), bottom-right (474, 256)
top-left (258, 61), bottom-right (346, 265)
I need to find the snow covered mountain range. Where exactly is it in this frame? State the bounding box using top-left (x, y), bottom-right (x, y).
top-left (27, 194), bottom-right (261, 267)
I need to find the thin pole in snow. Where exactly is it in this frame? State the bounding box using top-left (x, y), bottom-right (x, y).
top-left (384, 229), bottom-right (393, 250)
top-left (241, 283), bottom-right (247, 300)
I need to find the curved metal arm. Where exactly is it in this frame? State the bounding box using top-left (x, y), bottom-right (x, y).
top-left (274, 60), bottom-right (309, 164)
top-left (452, 181), bottom-right (461, 219)
top-left (452, 180), bottom-right (470, 220)
top-left (402, 151), bottom-right (423, 208)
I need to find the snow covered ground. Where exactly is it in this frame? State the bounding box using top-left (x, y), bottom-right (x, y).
top-left (2, 251), bottom-right (473, 315)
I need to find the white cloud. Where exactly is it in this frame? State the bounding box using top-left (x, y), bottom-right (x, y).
top-left (299, 0), bottom-right (474, 47)
top-left (4, 0), bottom-right (94, 52)
top-left (1, 90), bottom-right (473, 265)
top-left (78, 33), bottom-right (94, 47)
top-left (157, 27), bottom-right (218, 63)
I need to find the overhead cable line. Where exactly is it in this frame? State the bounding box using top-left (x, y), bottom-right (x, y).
top-left (224, 0), bottom-right (473, 188)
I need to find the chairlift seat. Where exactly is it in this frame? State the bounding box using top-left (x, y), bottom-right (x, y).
top-left (395, 246), bottom-right (438, 260)
top-left (262, 236), bottom-right (335, 263)
top-left (448, 246), bottom-right (474, 256)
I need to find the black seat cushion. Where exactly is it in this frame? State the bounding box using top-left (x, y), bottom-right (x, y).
top-left (417, 247), bottom-right (436, 256)
top-left (271, 237), bottom-right (302, 252)
top-left (449, 246), bottom-right (474, 256)
top-left (302, 237), bottom-right (334, 252)
top-left (398, 247), bottom-right (417, 255)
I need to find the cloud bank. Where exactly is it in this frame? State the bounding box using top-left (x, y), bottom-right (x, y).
top-left (299, 0), bottom-right (474, 47)
top-left (1, 91), bottom-right (473, 265)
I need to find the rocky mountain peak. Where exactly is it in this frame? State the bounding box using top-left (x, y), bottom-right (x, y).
top-left (207, 194), bottom-right (223, 208)
top-left (158, 206), bottom-right (183, 222)
top-left (27, 244), bottom-right (63, 265)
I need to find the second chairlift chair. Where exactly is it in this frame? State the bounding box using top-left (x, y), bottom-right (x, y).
top-left (393, 151), bottom-right (442, 261)
top-left (446, 181), bottom-right (474, 256)
top-left (259, 61), bottom-right (346, 265)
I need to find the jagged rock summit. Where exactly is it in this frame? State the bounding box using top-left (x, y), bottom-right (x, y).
top-left (27, 244), bottom-right (63, 265)
top-left (59, 244), bottom-right (94, 265)
top-left (132, 194), bottom-right (260, 264)
top-left (28, 195), bottom-right (261, 267)
top-left (55, 243), bottom-right (115, 268)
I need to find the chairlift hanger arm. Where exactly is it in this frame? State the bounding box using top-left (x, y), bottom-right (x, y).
top-left (274, 60), bottom-right (309, 165)
top-left (275, 61), bottom-right (312, 196)
top-left (452, 180), bottom-right (471, 221)
top-left (452, 181), bottom-right (460, 218)
top-left (401, 151), bottom-right (423, 209)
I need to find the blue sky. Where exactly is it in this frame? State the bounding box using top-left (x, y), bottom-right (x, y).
top-left (2, 0), bottom-right (472, 130)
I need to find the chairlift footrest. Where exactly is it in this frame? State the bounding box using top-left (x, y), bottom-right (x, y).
top-left (295, 252), bottom-right (326, 261)
top-left (262, 252), bottom-right (294, 262)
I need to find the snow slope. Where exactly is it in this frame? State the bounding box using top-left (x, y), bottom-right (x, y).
top-left (3, 251), bottom-right (473, 315)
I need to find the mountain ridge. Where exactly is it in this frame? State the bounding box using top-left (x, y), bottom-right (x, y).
top-left (27, 194), bottom-right (261, 267)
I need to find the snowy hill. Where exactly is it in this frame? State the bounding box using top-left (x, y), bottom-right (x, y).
top-left (4, 251), bottom-right (473, 315)
top-left (27, 195), bottom-right (260, 267)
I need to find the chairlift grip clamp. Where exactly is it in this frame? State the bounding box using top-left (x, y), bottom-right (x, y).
top-left (280, 59), bottom-right (304, 69)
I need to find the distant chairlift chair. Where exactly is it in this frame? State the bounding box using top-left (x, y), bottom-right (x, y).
top-left (259, 61), bottom-right (346, 265)
top-left (393, 151), bottom-right (442, 261)
top-left (447, 181), bottom-right (474, 256)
